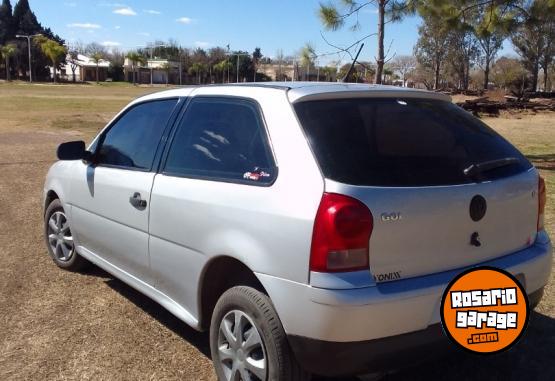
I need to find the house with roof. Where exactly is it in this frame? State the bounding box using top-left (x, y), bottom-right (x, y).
top-left (123, 58), bottom-right (179, 84)
top-left (63, 54), bottom-right (111, 82)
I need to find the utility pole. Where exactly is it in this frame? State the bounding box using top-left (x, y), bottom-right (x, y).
top-left (179, 59), bottom-right (182, 86)
top-left (236, 54), bottom-right (240, 83)
top-left (16, 34), bottom-right (42, 83)
top-left (227, 52), bottom-right (249, 83)
top-left (140, 44), bottom-right (166, 86)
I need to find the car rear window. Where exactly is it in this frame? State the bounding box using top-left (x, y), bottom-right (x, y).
top-left (294, 98), bottom-right (531, 186)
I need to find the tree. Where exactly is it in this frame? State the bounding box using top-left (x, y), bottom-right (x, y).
top-left (512, 17), bottom-right (546, 91)
top-left (445, 27), bottom-right (480, 90)
top-left (252, 47), bottom-right (262, 81)
top-left (35, 36), bottom-right (66, 83)
top-left (11, 0), bottom-right (65, 80)
top-left (213, 59), bottom-right (232, 83)
top-left (491, 57), bottom-right (527, 91)
top-left (511, 0), bottom-right (555, 91)
top-left (0, 0), bottom-right (14, 45)
top-left (476, 31), bottom-right (505, 89)
top-left (392, 55), bottom-right (416, 86)
top-left (126, 51), bottom-right (145, 85)
top-left (91, 52), bottom-right (103, 83)
top-left (229, 50), bottom-right (254, 82)
top-left (414, 15), bottom-right (450, 89)
top-left (539, 11), bottom-right (555, 91)
top-left (85, 42), bottom-right (107, 57)
top-left (1, 43), bottom-right (16, 80)
top-left (300, 43), bottom-right (315, 81)
top-left (106, 48), bottom-right (125, 81)
top-left (275, 49), bottom-right (285, 81)
top-left (67, 50), bottom-right (79, 82)
top-left (412, 63), bottom-right (435, 89)
top-left (188, 62), bottom-right (206, 84)
top-left (319, 0), bottom-right (419, 84)
top-left (321, 66), bottom-right (337, 82)
top-left (462, 1), bottom-right (512, 89)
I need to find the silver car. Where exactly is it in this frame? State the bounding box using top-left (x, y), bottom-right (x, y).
top-left (43, 83), bottom-right (552, 380)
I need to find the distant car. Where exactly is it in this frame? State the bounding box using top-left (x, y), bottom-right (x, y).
top-left (43, 83), bottom-right (552, 380)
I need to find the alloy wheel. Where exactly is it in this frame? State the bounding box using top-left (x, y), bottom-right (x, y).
top-left (217, 309), bottom-right (267, 381)
top-left (47, 211), bottom-right (74, 262)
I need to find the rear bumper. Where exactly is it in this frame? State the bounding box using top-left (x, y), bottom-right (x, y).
top-left (288, 287), bottom-right (545, 377)
top-left (287, 323), bottom-right (449, 376)
top-left (256, 231), bottom-right (552, 372)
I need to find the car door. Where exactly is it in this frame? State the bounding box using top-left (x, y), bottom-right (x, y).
top-left (69, 98), bottom-right (180, 283)
top-left (148, 96), bottom-right (277, 315)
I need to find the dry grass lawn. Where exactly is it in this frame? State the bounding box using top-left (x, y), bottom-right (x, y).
top-left (0, 81), bottom-right (553, 381)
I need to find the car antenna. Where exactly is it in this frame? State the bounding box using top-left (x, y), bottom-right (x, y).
top-left (342, 43), bottom-right (364, 83)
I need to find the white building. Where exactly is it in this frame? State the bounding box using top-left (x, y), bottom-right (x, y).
top-left (63, 54), bottom-right (111, 82)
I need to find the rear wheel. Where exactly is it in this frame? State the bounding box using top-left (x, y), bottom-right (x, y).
top-left (210, 286), bottom-right (309, 381)
top-left (44, 199), bottom-right (87, 271)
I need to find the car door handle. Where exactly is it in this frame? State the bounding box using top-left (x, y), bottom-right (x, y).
top-left (129, 192), bottom-right (147, 208)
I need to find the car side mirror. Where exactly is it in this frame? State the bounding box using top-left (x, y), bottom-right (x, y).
top-left (57, 141), bottom-right (91, 162)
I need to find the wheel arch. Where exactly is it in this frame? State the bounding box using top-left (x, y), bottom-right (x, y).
top-left (44, 190), bottom-right (60, 215)
top-left (198, 255), bottom-right (267, 330)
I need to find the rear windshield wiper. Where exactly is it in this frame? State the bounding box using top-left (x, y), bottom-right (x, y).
top-left (463, 157), bottom-right (519, 178)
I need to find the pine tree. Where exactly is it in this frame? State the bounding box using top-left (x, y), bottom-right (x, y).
top-left (0, 0), bottom-right (14, 45)
top-left (11, 0), bottom-right (64, 80)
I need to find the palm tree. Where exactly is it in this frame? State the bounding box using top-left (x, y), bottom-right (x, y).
top-left (188, 62), bottom-right (205, 84)
top-left (35, 37), bottom-right (66, 83)
top-left (91, 52), bottom-right (103, 83)
top-left (213, 59), bottom-right (232, 83)
top-left (126, 51), bottom-right (145, 85)
top-left (321, 66), bottom-right (336, 82)
top-left (1, 44), bottom-right (17, 81)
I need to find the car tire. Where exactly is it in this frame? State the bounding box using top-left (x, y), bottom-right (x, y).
top-left (44, 199), bottom-right (87, 271)
top-left (210, 286), bottom-right (310, 381)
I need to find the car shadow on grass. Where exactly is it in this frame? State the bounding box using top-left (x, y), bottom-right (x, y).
top-left (381, 310), bottom-right (555, 381)
top-left (81, 265), bottom-right (554, 381)
top-left (81, 265), bottom-right (212, 358)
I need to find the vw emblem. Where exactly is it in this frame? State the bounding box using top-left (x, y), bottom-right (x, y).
top-left (469, 195), bottom-right (487, 222)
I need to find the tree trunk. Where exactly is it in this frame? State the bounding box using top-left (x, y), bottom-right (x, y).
top-left (96, 64), bottom-right (99, 83)
top-left (483, 57), bottom-right (490, 90)
top-left (464, 59), bottom-right (470, 91)
top-left (375, 0), bottom-right (385, 84)
top-left (132, 65), bottom-right (136, 85)
top-left (52, 60), bottom-right (57, 83)
top-left (434, 60), bottom-right (440, 90)
top-left (543, 66), bottom-right (549, 92)
top-left (531, 60), bottom-right (539, 91)
top-left (5, 56), bottom-right (9, 81)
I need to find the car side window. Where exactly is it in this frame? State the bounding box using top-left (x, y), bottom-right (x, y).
top-left (96, 99), bottom-right (178, 170)
top-left (163, 97), bottom-right (275, 184)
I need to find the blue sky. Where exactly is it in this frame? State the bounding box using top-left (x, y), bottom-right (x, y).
top-left (29, 0), bottom-right (514, 64)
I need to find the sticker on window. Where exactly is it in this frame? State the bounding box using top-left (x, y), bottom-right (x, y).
top-left (243, 167), bottom-right (271, 182)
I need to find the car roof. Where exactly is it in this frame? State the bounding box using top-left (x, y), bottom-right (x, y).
top-left (131, 82), bottom-right (450, 105)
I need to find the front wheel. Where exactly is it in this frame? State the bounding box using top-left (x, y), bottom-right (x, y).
top-left (44, 199), bottom-right (87, 271)
top-left (210, 286), bottom-right (309, 381)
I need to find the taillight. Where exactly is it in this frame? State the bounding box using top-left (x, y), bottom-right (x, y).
top-left (538, 175), bottom-right (546, 232)
top-left (310, 193), bottom-right (373, 272)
